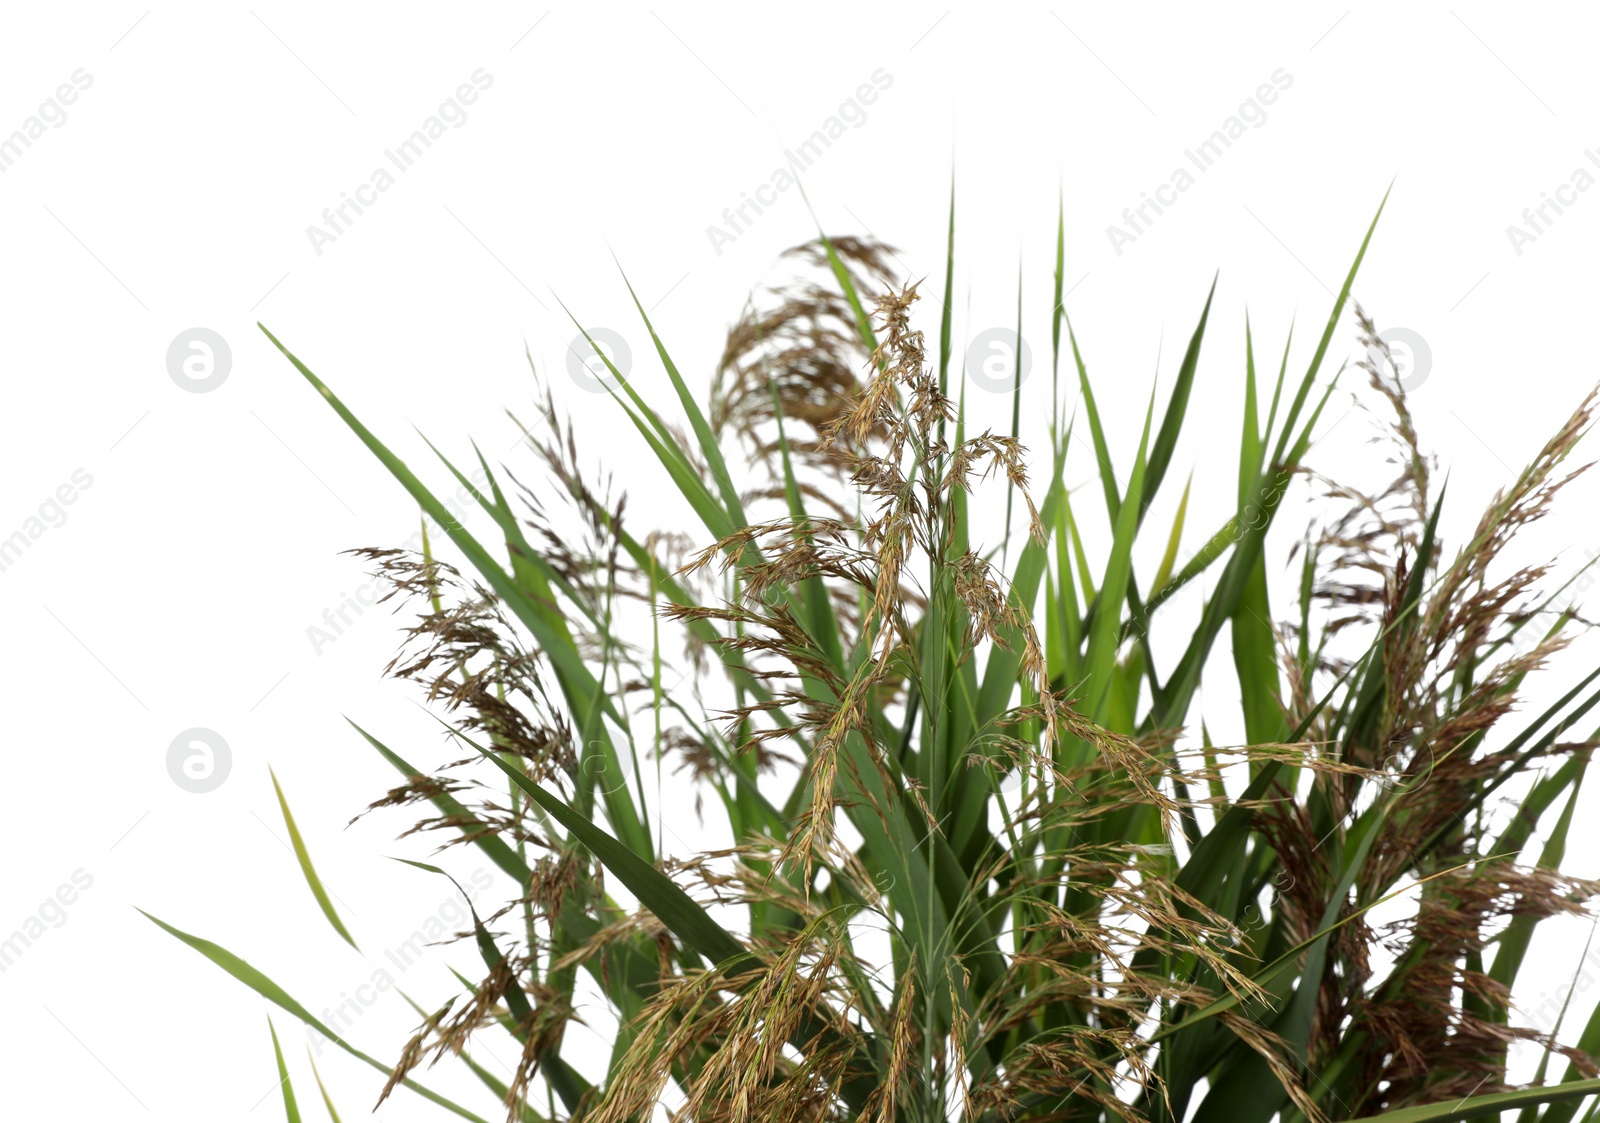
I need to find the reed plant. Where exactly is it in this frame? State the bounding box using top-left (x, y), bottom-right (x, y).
top-left (149, 194), bottom-right (1600, 1123)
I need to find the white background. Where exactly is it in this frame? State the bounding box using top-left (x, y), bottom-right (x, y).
top-left (2, 2), bottom-right (1599, 1120)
